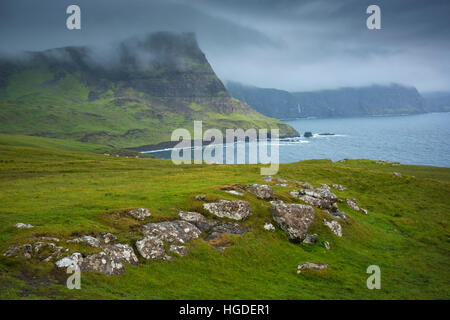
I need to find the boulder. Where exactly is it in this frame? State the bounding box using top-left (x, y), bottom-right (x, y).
top-left (142, 220), bottom-right (202, 244)
top-left (178, 211), bottom-right (218, 232)
top-left (270, 201), bottom-right (315, 241)
top-left (127, 208), bottom-right (151, 220)
top-left (14, 223), bottom-right (33, 229)
top-left (203, 200), bottom-right (252, 220)
top-left (245, 184), bottom-right (273, 199)
top-left (323, 219), bottom-right (342, 237)
top-left (304, 132), bottom-right (313, 138)
top-left (297, 262), bottom-right (328, 273)
top-left (346, 198), bottom-right (360, 211)
top-left (263, 222), bottom-right (275, 232)
top-left (136, 236), bottom-right (169, 260)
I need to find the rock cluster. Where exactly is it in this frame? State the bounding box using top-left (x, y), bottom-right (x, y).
top-left (290, 184), bottom-right (338, 210)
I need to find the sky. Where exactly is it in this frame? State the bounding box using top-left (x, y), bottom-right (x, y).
top-left (0, 0), bottom-right (449, 92)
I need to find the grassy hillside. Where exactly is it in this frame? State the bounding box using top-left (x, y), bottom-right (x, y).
top-left (0, 135), bottom-right (449, 299)
top-left (0, 33), bottom-right (298, 148)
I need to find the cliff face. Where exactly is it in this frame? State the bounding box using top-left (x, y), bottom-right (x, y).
top-left (0, 32), bottom-right (298, 147)
top-left (227, 82), bottom-right (430, 119)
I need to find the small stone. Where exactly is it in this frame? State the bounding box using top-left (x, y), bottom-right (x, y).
top-left (346, 198), bottom-right (360, 211)
top-left (361, 208), bottom-right (368, 215)
top-left (14, 223), bottom-right (33, 229)
top-left (332, 184), bottom-right (346, 191)
top-left (303, 233), bottom-right (318, 244)
top-left (168, 245), bottom-right (189, 256)
top-left (126, 208), bottom-right (151, 220)
top-left (323, 219), bottom-right (343, 237)
top-left (263, 176), bottom-right (273, 182)
top-left (98, 232), bottom-right (117, 244)
top-left (195, 195), bottom-right (206, 201)
top-left (275, 183), bottom-right (289, 187)
top-left (263, 222), bottom-right (275, 232)
top-left (40, 237), bottom-right (60, 242)
top-left (224, 190), bottom-right (244, 196)
top-left (324, 241), bottom-right (330, 250)
top-left (393, 172), bottom-right (402, 177)
top-left (67, 235), bottom-right (102, 248)
top-left (245, 184), bottom-right (274, 199)
top-left (297, 262), bottom-right (328, 273)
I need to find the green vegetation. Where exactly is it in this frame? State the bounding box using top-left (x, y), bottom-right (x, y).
top-left (0, 135), bottom-right (448, 299)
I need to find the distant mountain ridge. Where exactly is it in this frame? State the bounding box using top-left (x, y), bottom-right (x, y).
top-left (0, 32), bottom-right (298, 148)
top-left (226, 82), bottom-right (445, 119)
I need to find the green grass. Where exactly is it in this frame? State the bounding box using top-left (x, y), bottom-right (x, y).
top-left (0, 135), bottom-right (449, 299)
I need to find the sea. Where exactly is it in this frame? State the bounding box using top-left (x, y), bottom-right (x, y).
top-left (145, 112), bottom-right (450, 168)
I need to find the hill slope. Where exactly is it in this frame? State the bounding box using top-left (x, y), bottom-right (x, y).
top-left (0, 32), bottom-right (298, 148)
top-left (227, 82), bottom-right (429, 119)
top-left (0, 135), bottom-right (449, 299)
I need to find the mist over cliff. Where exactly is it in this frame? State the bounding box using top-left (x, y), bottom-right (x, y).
top-left (227, 82), bottom-right (436, 119)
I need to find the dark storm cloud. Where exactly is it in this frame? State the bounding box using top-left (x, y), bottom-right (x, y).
top-left (0, 0), bottom-right (449, 92)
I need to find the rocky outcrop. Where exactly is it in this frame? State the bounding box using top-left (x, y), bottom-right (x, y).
top-left (246, 184), bottom-right (273, 199)
top-left (127, 208), bottom-right (151, 220)
top-left (270, 201), bottom-right (315, 241)
top-left (297, 262), bottom-right (328, 273)
top-left (323, 219), bottom-right (342, 237)
top-left (203, 200), bottom-right (252, 220)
